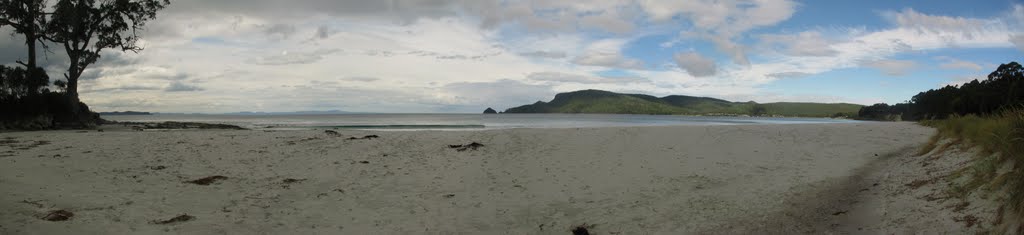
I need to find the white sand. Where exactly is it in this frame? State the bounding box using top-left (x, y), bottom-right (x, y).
top-left (0, 122), bottom-right (997, 234)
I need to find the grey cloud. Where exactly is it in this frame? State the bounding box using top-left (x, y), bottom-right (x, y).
top-left (406, 50), bottom-right (501, 60)
top-left (264, 24), bottom-right (296, 40)
top-left (0, 28), bottom-right (73, 80)
top-left (314, 25), bottom-right (332, 39)
top-left (153, 1), bottom-right (646, 36)
top-left (572, 52), bottom-right (645, 70)
top-left (309, 80), bottom-right (340, 86)
top-left (673, 52), bottom-right (717, 77)
top-left (519, 51), bottom-right (566, 59)
top-left (339, 76), bottom-right (379, 82)
top-left (145, 71), bottom-right (189, 81)
top-left (363, 50), bottom-right (396, 57)
top-left (579, 10), bottom-right (635, 34)
top-left (437, 52), bottom-right (501, 60)
top-left (79, 69), bottom-right (103, 80)
top-left (527, 72), bottom-right (592, 83)
top-left (165, 0), bottom-right (463, 23)
top-left (1012, 34), bottom-right (1024, 51)
top-left (250, 49), bottom-right (340, 65)
top-left (766, 72), bottom-right (811, 79)
top-left (79, 52), bottom-right (146, 80)
top-left (165, 82), bottom-right (204, 92)
top-left (526, 71), bottom-right (636, 84)
top-left (892, 39), bottom-right (913, 52)
top-left (83, 85), bottom-right (163, 93)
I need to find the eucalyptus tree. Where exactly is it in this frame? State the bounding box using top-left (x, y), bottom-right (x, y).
top-left (0, 0), bottom-right (49, 88)
top-left (46, 0), bottom-right (168, 113)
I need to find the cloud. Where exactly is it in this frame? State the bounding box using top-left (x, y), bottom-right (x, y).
top-left (766, 72), bottom-right (811, 78)
top-left (338, 76), bottom-right (379, 82)
top-left (313, 25), bottom-right (332, 39)
top-left (164, 82), bottom-right (204, 92)
top-left (526, 71), bottom-right (636, 84)
top-left (249, 49), bottom-right (340, 65)
top-left (579, 10), bottom-right (635, 34)
top-left (264, 24), bottom-right (296, 40)
top-left (572, 52), bottom-right (645, 69)
top-left (1012, 34), bottom-right (1024, 51)
top-left (935, 56), bottom-right (982, 71)
top-left (673, 52), bottom-right (717, 77)
top-left (82, 85), bottom-right (163, 93)
top-left (519, 51), bottom-right (567, 59)
top-left (760, 31), bottom-right (839, 57)
top-left (862, 59), bottom-right (917, 76)
top-left (572, 39), bottom-right (645, 69)
top-left (881, 8), bottom-right (1009, 47)
top-left (644, 0), bottom-right (798, 65)
top-left (886, 8), bottom-right (988, 33)
top-left (439, 79), bottom-right (555, 110)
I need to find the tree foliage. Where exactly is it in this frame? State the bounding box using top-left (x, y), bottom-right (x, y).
top-left (0, 0), bottom-right (48, 82)
top-left (0, 65), bottom-right (48, 99)
top-left (0, 0), bottom-right (168, 129)
top-left (861, 61), bottom-right (1024, 121)
top-left (47, 0), bottom-right (169, 110)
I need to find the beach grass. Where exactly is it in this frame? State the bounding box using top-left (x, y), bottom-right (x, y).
top-left (920, 107), bottom-right (1024, 217)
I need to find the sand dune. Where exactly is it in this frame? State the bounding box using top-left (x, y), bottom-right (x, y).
top-left (0, 122), bottom-right (995, 234)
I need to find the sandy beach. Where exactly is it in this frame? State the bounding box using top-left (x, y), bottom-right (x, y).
top-left (0, 122), bottom-right (997, 234)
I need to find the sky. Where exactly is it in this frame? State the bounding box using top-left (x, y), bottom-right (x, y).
top-left (2, 0), bottom-right (1023, 113)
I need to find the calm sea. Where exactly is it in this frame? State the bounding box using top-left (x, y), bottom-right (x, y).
top-left (101, 113), bottom-right (860, 130)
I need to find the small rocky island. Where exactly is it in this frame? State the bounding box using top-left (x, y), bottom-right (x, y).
top-left (483, 107), bottom-right (498, 114)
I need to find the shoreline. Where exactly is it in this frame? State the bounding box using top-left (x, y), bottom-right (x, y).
top-left (0, 122), bottom-right (995, 233)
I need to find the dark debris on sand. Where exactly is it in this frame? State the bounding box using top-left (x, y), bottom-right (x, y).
top-left (282, 178), bottom-right (306, 184)
top-left (40, 210), bottom-right (73, 221)
top-left (448, 142), bottom-right (485, 151)
top-left (346, 135), bottom-right (379, 140)
top-left (151, 214), bottom-right (195, 225)
top-left (572, 224), bottom-right (594, 235)
top-left (324, 130), bottom-right (340, 136)
top-left (185, 175), bottom-right (228, 185)
top-left (114, 121), bottom-right (247, 130)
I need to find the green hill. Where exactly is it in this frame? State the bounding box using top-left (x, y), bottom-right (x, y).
top-left (503, 89), bottom-right (862, 117)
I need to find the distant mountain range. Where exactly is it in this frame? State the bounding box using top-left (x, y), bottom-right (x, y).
top-left (99, 110), bottom-right (362, 115)
top-left (503, 89), bottom-right (863, 117)
top-left (223, 110), bottom-right (359, 115)
top-left (98, 111), bottom-right (152, 115)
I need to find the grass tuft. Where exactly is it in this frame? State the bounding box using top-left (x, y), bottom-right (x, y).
top-left (921, 107), bottom-right (1024, 222)
top-left (917, 134), bottom-right (941, 156)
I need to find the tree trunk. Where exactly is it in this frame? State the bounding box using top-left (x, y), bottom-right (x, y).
top-left (25, 32), bottom-right (36, 84)
top-left (22, 1), bottom-right (39, 94)
top-left (67, 66), bottom-right (80, 114)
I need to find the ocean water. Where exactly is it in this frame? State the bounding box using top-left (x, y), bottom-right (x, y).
top-left (102, 113), bottom-right (861, 130)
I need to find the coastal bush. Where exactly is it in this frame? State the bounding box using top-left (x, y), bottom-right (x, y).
top-left (865, 61), bottom-right (1024, 121)
top-left (923, 107), bottom-right (1024, 215)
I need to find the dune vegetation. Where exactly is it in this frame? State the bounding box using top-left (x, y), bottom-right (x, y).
top-left (919, 109), bottom-right (1024, 220)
